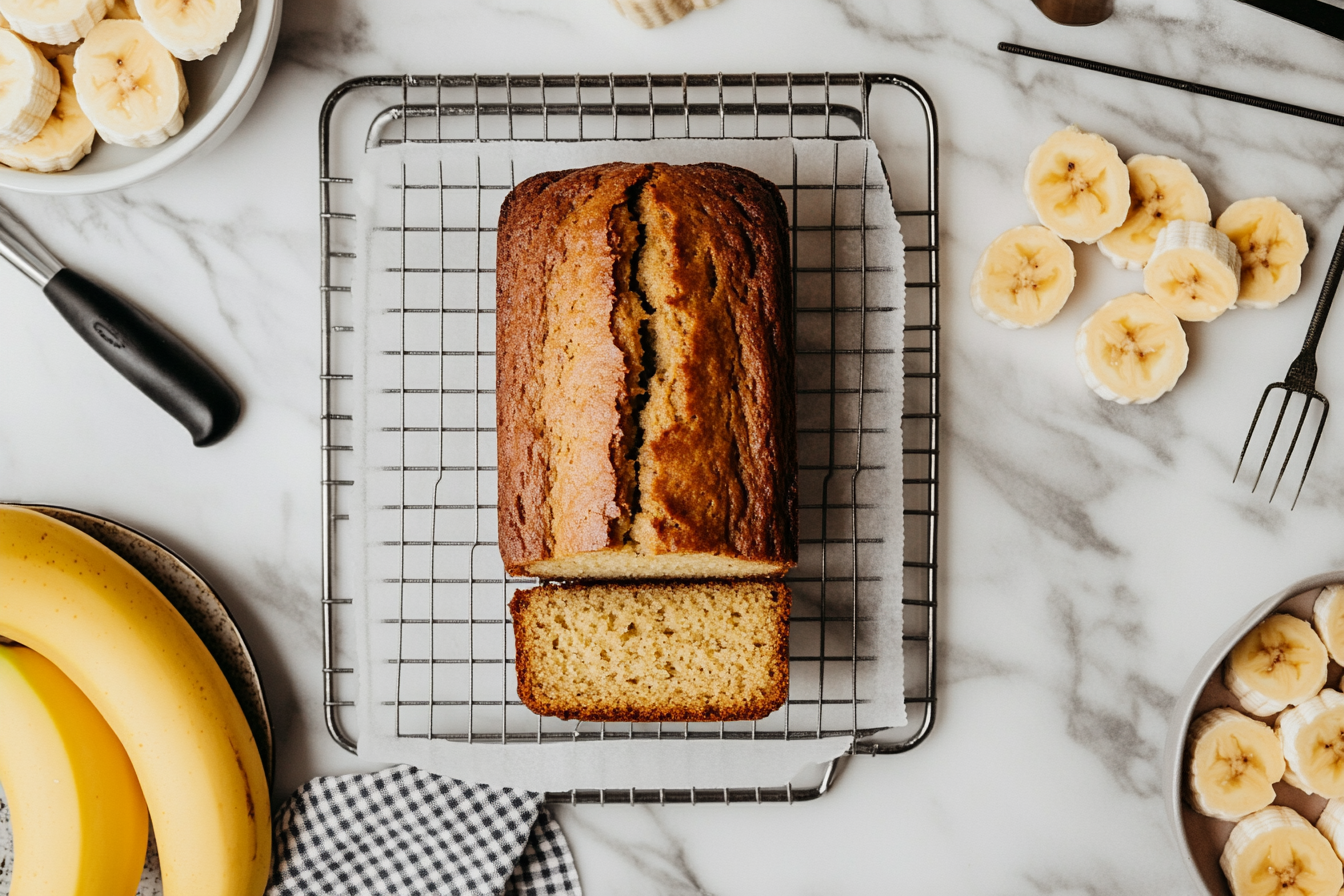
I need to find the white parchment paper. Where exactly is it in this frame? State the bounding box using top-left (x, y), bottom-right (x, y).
top-left (351, 138), bottom-right (905, 792)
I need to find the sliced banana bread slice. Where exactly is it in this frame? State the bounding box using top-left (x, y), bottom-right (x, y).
top-left (509, 580), bottom-right (790, 722)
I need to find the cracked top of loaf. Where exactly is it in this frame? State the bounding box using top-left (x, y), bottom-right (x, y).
top-left (495, 161), bottom-right (797, 579)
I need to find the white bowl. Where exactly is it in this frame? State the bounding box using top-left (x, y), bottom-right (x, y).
top-left (1164, 571), bottom-right (1344, 895)
top-left (0, 0), bottom-right (282, 194)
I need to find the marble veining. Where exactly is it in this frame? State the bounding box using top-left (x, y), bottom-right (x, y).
top-left (5, 0), bottom-right (1344, 892)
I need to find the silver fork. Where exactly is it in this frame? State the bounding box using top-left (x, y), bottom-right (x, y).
top-left (1234, 220), bottom-right (1344, 508)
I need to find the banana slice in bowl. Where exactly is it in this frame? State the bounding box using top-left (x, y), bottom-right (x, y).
top-left (1074, 292), bottom-right (1188, 404)
top-left (0, 0), bottom-right (111, 46)
top-left (1099, 154), bottom-right (1212, 270)
top-left (0, 29), bottom-right (60, 146)
top-left (1278, 689), bottom-right (1344, 798)
top-left (1024, 124), bottom-right (1130, 243)
top-left (1221, 807), bottom-right (1343, 896)
top-left (970, 224), bottom-right (1076, 328)
top-left (72, 19), bottom-right (187, 148)
top-left (1217, 197), bottom-right (1310, 309)
top-left (1187, 708), bottom-right (1285, 821)
top-left (1315, 586), bottom-right (1344, 665)
top-left (1144, 220), bottom-right (1242, 322)
top-left (0, 55), bottom-right (95, 172)
top-left (136, 0), bottom-right (238, 61)
top-left (1225, 614), bottom-right (1328, 717)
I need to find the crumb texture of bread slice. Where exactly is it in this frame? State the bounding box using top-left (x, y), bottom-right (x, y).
top-left (496, 161), bottom-right (797, 580)
top-left (509, 580), bottom-right (790, 722)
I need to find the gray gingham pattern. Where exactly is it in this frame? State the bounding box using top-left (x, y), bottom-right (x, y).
top-left (267, 766), bottom-right (580, 896)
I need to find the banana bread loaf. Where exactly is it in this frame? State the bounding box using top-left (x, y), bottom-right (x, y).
top-left (495, 161), bottom-right (797, 580)
top-left (509, 580), bottom-right (790, 722)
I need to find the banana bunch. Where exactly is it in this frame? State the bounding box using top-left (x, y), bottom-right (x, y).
top-left (0, 505), bottom-right (270, 896)
top-left (1221, 807), bottom-right (1343, 896)
top-left (0, 0), bottom-right (237, 173)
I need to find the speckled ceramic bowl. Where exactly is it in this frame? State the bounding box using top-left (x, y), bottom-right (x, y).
top-left (0, 504), bottom-right (273, 896)
top-left (1164, 571), bottom-right (1344, 896)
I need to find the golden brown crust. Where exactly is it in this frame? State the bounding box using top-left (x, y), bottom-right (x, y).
top-left (495, 162), bottom-right (797, 578)
top-left (509, 581), bottom-right (791, 722)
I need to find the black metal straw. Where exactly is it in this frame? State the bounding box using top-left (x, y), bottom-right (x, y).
top-left (998, 42), bottom-right (1344, 129)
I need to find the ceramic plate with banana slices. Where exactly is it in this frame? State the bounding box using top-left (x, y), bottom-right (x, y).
top-left (1167, 572), bottom-right (1344, 896)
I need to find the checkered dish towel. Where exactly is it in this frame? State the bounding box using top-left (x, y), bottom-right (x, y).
top-left (267, 765), bottom-right (581, 896)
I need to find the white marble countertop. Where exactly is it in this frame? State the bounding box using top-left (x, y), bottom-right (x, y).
top-left (4, 0), bottom-right (1344, 891)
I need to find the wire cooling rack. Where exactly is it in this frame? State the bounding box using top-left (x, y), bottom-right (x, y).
top-left (319, 73), bottom-right (940, 804)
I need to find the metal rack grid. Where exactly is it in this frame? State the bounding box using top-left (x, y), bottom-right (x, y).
top-left (319, 73), bottom-right (940, 804)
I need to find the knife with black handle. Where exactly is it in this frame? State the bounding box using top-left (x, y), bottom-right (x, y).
top-left (0, 202), bottom-right (241, 446)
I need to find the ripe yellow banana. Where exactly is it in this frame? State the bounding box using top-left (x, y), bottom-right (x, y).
top-left (1225, 613), bottom-right (1329, 717)
top-left (1221, 806), bottom-right (1344, 896)
top-left (1024, 125), bottom-right (1130, 243)
top-left (970, 224), bottom-right (1075, 328)
top-left (0, 505), bottom-right (270, 896)
top-left (0, 644), bottom-right (148, 896)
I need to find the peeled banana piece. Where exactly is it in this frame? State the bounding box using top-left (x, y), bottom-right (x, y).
top-left (1074, 292), bottom-right (1188, 404)
top-left (1315, 799), bottom-right (1344, 866)
top-left (0, 0), bottom-right (110, 46)
top-left (1221, 806), bottom-right (1344, 896)
top-left (971, 224), bottom-right (1076, 328)
top-left (1314, 585), bottom-right (1344, 665)
top-left (1225, 614), bottom-right (1329, 717)
top-left (1098, 154), bottom-right (1212, 270)
top-left (0, 29), bottom-right (59, 146)
top-left (1218, 197), bottom-right (1310, 309)
top-left (1278, 689), bottom-right (1344, 797)
top-left (0, 644), bottom-right (148, 896)
top-left (73, 18), bottom-right (186, 147)
top-left (0, 55), bottom-right (95, 172)
top-left (136, 0), bottom-right (238, 60)
top-left (1144, 220), bottom-right (1242, 322)
top-left (1024, 125), bottom-right (1130, 244)
top-left (1186, 707), bottom-right (1285, 821)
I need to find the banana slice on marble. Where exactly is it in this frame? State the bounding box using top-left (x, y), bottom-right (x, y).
top-left (1222, 806), bottom-right (1344, 896)
top-left (1218, 197), bottom-right (1311, 309)
top-left (1098, 154), bottom-right (1212, 270)
top-left (73, 19), bottom-right (186, 148)
top-left (1024, 125), bottom-right (1130, 244)
top-left (0, 55), bottom-right (94, 171)
top-left (0, 0), bottom-right (111, 45)
top-left (136, 0), bottom-right (237, 60)
top-left (1225, 614), bottom-right (1329, 717)
top-left (0, 29), bottom-right (59, 146)
top-left (1143, 220), bottom-right (1242, 322)
top-left (1314, 585), bottom-right (1344, 665)
top-left (1186, 707), bottom-right (1285, 821)
top-left (971, 224), bottom-right (1076, 328)
top-left (1278, 689), bottom-right (1344, 797)
top-left (1074, 292), bottom-right (1188, 404)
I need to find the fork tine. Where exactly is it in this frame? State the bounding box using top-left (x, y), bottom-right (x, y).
top-left (1234, 384), bottom-right (1279, 482)
top-left (1291, 395), bottom-right (1331, 510)
top-left (1252, 386), bottom-right (1294, 493)
top-left (1270, 391), bottom-right (1315, 502)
